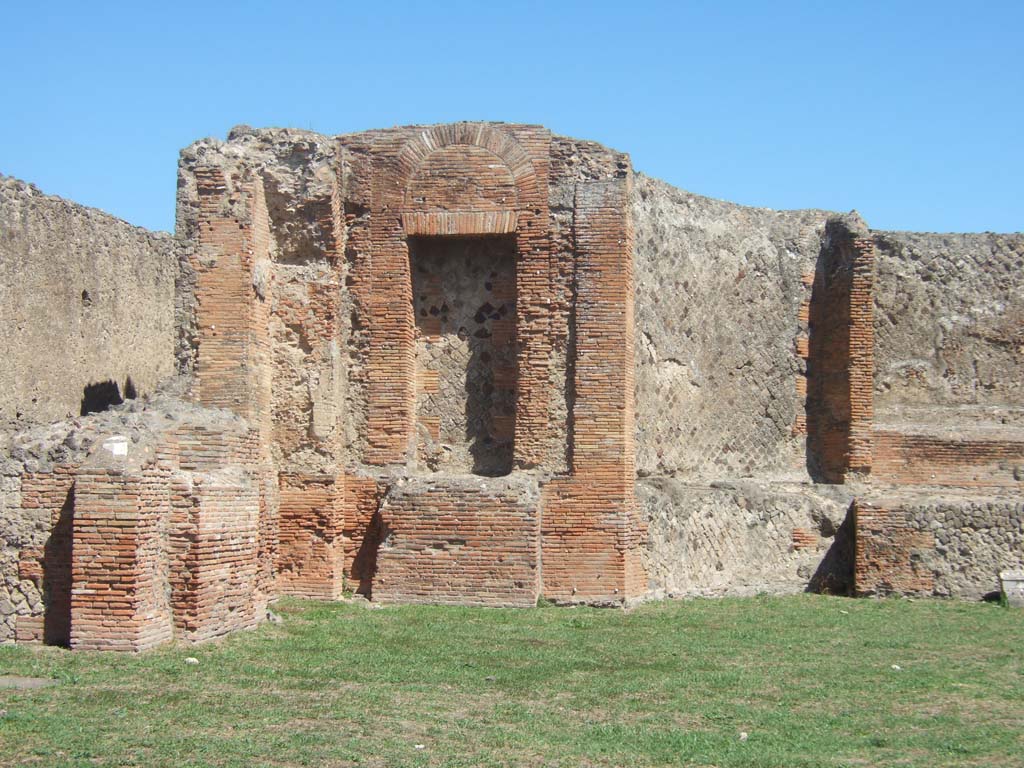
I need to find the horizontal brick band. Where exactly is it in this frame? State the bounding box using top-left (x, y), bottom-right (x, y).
top-left (402, 209), bottom-right (518, 236)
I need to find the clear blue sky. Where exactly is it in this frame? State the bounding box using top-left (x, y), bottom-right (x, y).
top-left (3, 1), bottom-right (1021, 234)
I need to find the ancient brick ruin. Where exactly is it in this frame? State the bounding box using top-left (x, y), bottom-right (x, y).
top-left (1, 122), bottom-right (1021, 649)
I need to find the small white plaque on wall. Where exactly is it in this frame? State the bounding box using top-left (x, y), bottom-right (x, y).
top-left (101, 435), bottom-right (130, 457)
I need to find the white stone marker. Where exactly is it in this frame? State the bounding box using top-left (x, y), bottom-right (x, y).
top-left (999, 570), bottom-right (1024, 608)
top-left (101, 435), bottom-right (129, 457)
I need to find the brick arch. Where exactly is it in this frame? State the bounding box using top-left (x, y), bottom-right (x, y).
top-left (403, 144), bottom-right (520, 236)
top-left (364, 123), bottom-right (552, 468)
top-left (395, 123), bottom-right (539, 201)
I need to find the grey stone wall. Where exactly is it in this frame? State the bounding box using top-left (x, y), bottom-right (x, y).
top-left (632, 174), bottom-right (831, 483)
top-left (873, 231), bottom-right (1024, 411)
top-left (903, 495), bottom-right (1022, 599)
top-left (640, 478), bottom-right (854, 598)
top-left (0, 175), bottom-right (178, 425)
top-left (0, 470), bottom-right (36, 641)
top-left (631, 176), bottom-right (861, 596)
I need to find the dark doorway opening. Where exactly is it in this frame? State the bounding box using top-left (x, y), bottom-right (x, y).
top-left (80, 376), bottom-right (137, 416)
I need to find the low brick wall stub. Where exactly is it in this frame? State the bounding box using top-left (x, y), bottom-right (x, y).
top-left (373, 477), bottom-right (541, 607)
top-left (854, 496), bottom-right (1024, 599)
top-left (1, 395), bottom-right (266, 650)
top-left (277, 473), bottom-right (346, 600)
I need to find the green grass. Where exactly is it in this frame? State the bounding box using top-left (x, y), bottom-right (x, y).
top-left (1, 595), bottom-right (1022, 767)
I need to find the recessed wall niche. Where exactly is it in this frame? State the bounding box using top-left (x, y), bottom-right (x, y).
top-left (409, 235), bottom-right (517, 476)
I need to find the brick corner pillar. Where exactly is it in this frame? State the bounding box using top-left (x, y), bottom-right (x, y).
top-left (541, 173), bottom-right (646, 604)
top-left (808, 218), bottom-right (876, 483)
top-left (191, 166), bottom-right (274, 434)
top-left (276, 472), bottom-right (347, 600)
top-left (170, 470), bottom-right (263, 642)
top-left (71, 463), bottom-right (172, 652)
top-left (364, 143), bottom-right (416, 467)
top-left (189, 166), bottom-right (279, 620)
top-left (846, 236), bottom-right (875, 478)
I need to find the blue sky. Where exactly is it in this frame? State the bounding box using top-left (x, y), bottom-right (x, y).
top-left (3, 1), bottom-right (1021, 233)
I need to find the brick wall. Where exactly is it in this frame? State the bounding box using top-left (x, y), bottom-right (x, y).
top-left (854, 497), bottom-right (1024, 598)
top-left (373, 478), bottom-right (540, 607)
top-left (168, 425), bottom-right (264, 641)
top-left (872, 430), bottom-right (1023, 488)
top-left (807, 218), bottom-right (875, 482)
top-left (277, 473), bottom-right (346, 600)
top-left (542, 477), bottom-right (645, 603)
top-left (167, 122), bottom-right (645, 613)
top-left (327, 124), bottom-right (643, 605)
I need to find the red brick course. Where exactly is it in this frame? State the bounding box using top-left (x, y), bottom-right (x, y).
top-left (373, 480), bottom-right (540, 607)
top-left (872, 430), bottom-right (1024, 488)
top-left (807, 225), bottom-right (875, 482)
top-left (277, 473), bottom-right (346, 600)
top-left (853, 499), bottom-right (936, 596)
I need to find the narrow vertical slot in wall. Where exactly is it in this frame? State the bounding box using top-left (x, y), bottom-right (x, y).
top-left (409, 235), bottom-right (517, 476)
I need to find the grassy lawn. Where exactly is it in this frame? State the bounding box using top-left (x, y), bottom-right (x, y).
top-left (0, 595), bottom-right (1021, 767)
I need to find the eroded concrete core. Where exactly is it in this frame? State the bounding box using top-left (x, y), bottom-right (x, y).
top-left (1, 121), bottom-right (1022, 649)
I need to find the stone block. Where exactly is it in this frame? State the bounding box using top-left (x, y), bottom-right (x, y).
top-left (1000, 570), bottom-right (1024, 608)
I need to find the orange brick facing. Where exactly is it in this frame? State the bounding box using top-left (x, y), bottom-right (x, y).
top-left (853, 500), bottom-right (936, 596)
top-left (373, 480), bottom-right (540, 607)
top-left (277, 473), bottom-right (346, 600)
top-left (872, 430), bottom-right (1024, 488)
top-left (807, 224), bottom-right (875, 482)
